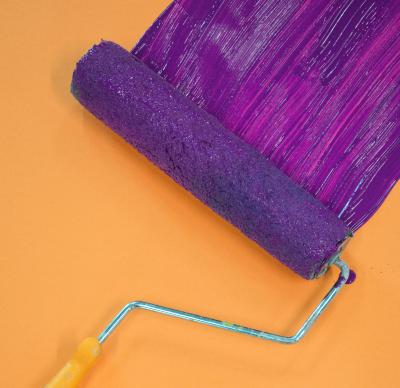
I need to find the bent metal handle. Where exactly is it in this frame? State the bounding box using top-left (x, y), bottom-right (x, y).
top-left (46, 258), bottom-right (350, 387)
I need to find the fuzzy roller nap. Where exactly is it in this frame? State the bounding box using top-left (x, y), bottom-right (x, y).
top-left (72, 41), bottom-right (350, 279)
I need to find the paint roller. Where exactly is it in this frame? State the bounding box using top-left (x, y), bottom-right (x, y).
top-left (46, 41), bottom-right (354, 388)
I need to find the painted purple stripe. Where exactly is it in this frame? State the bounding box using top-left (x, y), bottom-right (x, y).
top-left (132, 0), bottom-right (400, 231)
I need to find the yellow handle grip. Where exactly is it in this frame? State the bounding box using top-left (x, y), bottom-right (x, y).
top-left (45, 337), bottom-right (101, 388)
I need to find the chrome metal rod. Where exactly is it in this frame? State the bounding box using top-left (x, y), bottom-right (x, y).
top-left (98, 258), bottom-right (349, 345)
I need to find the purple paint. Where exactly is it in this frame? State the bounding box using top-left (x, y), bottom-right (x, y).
top-left (71, 41), bottom-right (350, 279)
top-left (133, 0), bottom-right (400, 231)
top-left (346, 269), bottom-right (357, 284)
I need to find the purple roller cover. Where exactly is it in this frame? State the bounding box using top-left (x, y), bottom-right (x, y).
top-left (72, 41), bottom-right (350, 279)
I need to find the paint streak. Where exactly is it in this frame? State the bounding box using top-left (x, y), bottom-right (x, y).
top-left (133, 0), bottom-right (400, 231)
top-left (346, 269), bottom-right (357, 284)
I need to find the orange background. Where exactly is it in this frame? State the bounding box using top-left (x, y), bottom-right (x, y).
top-left (1, 1), bottom-right (399, 387)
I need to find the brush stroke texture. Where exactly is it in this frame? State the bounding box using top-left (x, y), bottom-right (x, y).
top-left (132, 0), bottom-right (400, 231)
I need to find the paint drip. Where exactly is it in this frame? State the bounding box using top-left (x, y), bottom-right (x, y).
top-left (133, 0), bottom-right (400, 231)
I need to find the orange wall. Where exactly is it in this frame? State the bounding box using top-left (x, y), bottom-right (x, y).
top-left (1, 1), bottom-right (399, 387)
